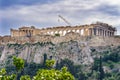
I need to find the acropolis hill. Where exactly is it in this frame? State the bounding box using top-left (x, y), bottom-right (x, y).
top-left (0, 22), bottom-right (120, 46)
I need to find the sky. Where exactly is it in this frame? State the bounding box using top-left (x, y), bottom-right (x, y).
top-left (0, 0), bottom-right (120, 36)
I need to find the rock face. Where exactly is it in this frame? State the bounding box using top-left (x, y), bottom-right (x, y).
top-left (0, 40), bottom-right (93, 66)
top-left (89, 36), bottom-right (120, 46)
top-left (0, 35), bottom-right (120, 68)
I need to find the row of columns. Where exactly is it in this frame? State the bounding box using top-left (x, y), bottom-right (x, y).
top-left (45, 29), bottom-right (86, 36)
top-left (46, 28), bottom-right (115, 37)
top-left (19, 30), bottom-right (34, 37)
top-left (90, 28), bottom-right (114, 37)
top-left (15, 28), bottom-right (115, 37)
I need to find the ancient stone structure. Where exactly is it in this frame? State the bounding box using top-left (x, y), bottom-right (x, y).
top-left (10, 26), bottom-right (41, 37)
top-left (10, 22), bottom-right (116, 37)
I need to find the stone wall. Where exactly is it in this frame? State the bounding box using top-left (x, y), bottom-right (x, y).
top-left (0, 32), bottom-right (120, 47)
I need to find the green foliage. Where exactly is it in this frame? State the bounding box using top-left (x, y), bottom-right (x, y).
top-left (7, 43), bottom-right (21, 48)
top-left (0, 53), bottom-right (1, 58)
top-left (104, 73), bottom-right (120, 80)
top-left (23, 62), bottom-right (43, 77)
top-left (33, 42), bottom-right (55, 46)
top-left (43, 53), bottom-right (47, 67)
top-left (0, 68), bottom-right (16, 80)
top-left (33, 66), bottom-right (75, 80)
top-left (5, 65), bottom-right (16, 75)
top-left (0, 68), bottom-right (6, 75)
top-left (99, 56), bottom-right (104, 80)
top-left (13, 56), bottom-right (25, 71)
top-left (1, 58), bottom-right (73, 80)
top-left (102, 47), bottom-right (120, 62)
top-left (91, 48), bottom-right (96, 52)
top-left (54, 33), bottom-right (60, 36)
top-left (56, 59), bottom-right (84, 80)
top-left (0, 74), bottom-right (16, 80)
top-left (45, 60), bottom-right (55, 68)
top-left (20, 75), bottom-right (31, 80)
top-left (91, 57), bottom-right (105, 80)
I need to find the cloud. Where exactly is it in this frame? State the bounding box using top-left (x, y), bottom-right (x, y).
top-left (0, 0), bottom-right (120, 35)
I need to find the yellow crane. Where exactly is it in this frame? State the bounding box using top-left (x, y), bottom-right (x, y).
top-left (58, 15), bottom-right (71, 26)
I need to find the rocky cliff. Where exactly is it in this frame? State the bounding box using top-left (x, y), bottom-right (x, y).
top-left (0, 40), bottom-right (93, 67)
top-left (0, 33), bottom-right (120, 68)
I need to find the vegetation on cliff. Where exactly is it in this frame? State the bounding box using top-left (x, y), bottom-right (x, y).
top-left (0, 57), bottom-right (74, 80)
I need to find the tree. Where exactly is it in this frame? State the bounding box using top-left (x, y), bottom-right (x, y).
top-left (13, 56), bottom-right (25, 71)
top-left (56, 59), bottom-right (84, 79)
top-left (20, 75), bottom-right (31, 80)
top-left (45, 59), bottom-right (55, 68)
top-left (0, 68), bottom-right (16, 80)
top-left (33, 59), bottom-right (75, 80)
top-left (13, 56), bottom-right (25, 79)
top-left (33, 67), bottom-right (74, 80)
top-left (43, 53), bottom-right (47, 67)
top-left (1, 57), bottom-right (75, 80)
top-left (54, 33), bottom-right (60, 36)
top-left (99, 56), bottom-right (104, 80)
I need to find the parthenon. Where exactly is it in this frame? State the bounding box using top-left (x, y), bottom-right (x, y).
top-left (11, 22), bottom-right (116, 37)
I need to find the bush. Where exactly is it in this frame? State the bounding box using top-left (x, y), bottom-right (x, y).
top-left (54, 33), bottom-right (60, 36)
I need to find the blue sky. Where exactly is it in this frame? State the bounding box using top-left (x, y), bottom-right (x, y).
top-left (0, 0), bottom-right (120, 36)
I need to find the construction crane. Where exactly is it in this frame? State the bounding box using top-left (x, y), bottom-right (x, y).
top-left (58, 15), bottom-right (71, 26)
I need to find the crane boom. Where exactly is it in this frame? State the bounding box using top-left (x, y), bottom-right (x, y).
top-left (58, 15), bottom-right (71, 26)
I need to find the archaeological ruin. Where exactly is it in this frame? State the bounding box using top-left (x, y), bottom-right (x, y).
top-left (11, 22), bottom-right (116, 37)
top-left (0, 22), bottom-right (118, 45)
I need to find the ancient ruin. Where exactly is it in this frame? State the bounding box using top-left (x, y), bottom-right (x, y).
top-left (11, 22), bottom-right (116, 37)
top-left (0, 22), bottom-right (118, 45)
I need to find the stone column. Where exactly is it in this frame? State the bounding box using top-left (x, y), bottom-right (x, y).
top-left (98, 29), bottom-right (99, 36)
top-left (108, 31), bottom-right (109, 36)
top-left (110, 32), bottom-right (112, 36)
top-left (109, 31), bottom-right (110, 36)
top-left (64, 30), bottom-right (67, 36)
top-left (93, 28), bottom-right (95, 36)
top-left (53, 31), bottom-right (55, 35)
top-left (62, 31), bottom-right (64, 36)
top-left (111, 32), bottom-right (113, 36)
top-left (103, 30), bottom-right (104, 37)
top-left (106, 30), bottom-right (107, 36)
top-left (96, 28), bottom-right (98, 36)
top-left (84, 28), bottom-right (86, 36)
top-left (24, 30), bottom-right (28, 36)
top-left (101, 29), bottom-right (103, 36)
top-left (87, 29), bottom-right (89, 36)
top-left (79, 29), bottom-right (81, 35)
top-left (90, 28), bottom-right (92, 36)
top-left (31, 30), bottom-right (33, 35)
top-left (109, 31), bottom-right (111, 36)
top-left (112, 32), bottom-right (114, 36)
top-left (99, 29), bottom-right (101, 36)
top-left (29, 30), bottom-right (31, 36)
top-left (103, 30), bottom-right (105, 36)
top-left (104, 30), bottom-right (106, 36)
top-left (74, 30), bottom-right (77, 33)
top-left (91, 28), bottom-right (94, 36)
top-left (111, 32), bottom-right (112, 36)
top-left (95, 28), bottom-right (97, 36)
